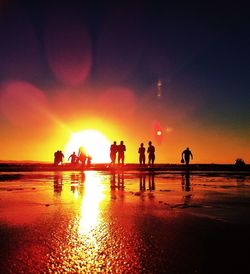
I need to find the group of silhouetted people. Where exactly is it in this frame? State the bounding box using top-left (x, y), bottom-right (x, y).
top-left (110, 141), bottom-right (193, 167)
top-left (109, 140), bottom-right (156, 167)
top-left (54, 147), bottom-right (92, 167)
top-left (54, 142), bottom-right (194, 167)
top-left (74, 146), bottom-right (92, 167)
top-left (138, 141), bottom-right (155, 166)
top-left (54, 150), bottom-right (64, 165)
top-left (110, 141), bottom-right (126, 166)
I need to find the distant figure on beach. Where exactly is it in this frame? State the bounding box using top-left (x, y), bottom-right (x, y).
top-left (58, 151), bottom-right (64, 165)
top-left (138, 143), bottom-right (146, 166)
top-left (68, 152), bottom-right (78, 164)
top-left (86, 155), bottom-right (92, 167)
top-left (181, 147), bottom-right (193, 165)
top-left (110, 141), bottom-right (118, 165)
top-left (78, 146), bottom-right (86, 167)
top-left (147, 141), bottom-right (155, 166)
top-left (54, 150), bottom-right (59, 165)
top-left (118, 141), bottom-right (126, 166)
top-left (54, 150), bottom-right (64, 165)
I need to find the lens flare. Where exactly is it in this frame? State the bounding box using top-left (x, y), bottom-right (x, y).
top-left (152, 121), bottom-right (163, 144)
top-left (0, 81), bottom-right (48, 126)
top-left (45, 11), bottom-right (92, 86)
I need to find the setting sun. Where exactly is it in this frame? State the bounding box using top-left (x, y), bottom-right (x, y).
top-left (64, 130), bottom-right (111, 163)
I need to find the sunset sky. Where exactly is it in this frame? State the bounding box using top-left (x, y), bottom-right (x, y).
top-left (0, 1), bottom-right (249, 163)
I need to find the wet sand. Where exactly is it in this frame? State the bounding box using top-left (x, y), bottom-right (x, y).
top-left (0, 170), bottom-right (250, 273)
top-left (1, 162), bottom-right (250, 172)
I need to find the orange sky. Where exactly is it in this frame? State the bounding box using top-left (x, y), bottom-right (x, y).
top-left (0, 3), bottom-right (249, 164)
top-left (0, 81), bottom-right (249, 164)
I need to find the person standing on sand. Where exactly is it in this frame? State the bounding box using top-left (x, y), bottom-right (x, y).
top-left (86, 155), bottom-right (92, 167)
top-left (118, 141), bottom-right (126, 166)
top-left (68, 152), bottom-right (78, 164)
top-left (58, 151), bottom-right (64, 165)
top-left (78, 146), bottom-right (86, 167)
top-left (138, 143), bottom-right (146, 166)
top-left (181, 147), bottom-right (193, 165)
top-left (110, 141), bottom-right (118, 165)
top-left (147, 141), bottom-right (155, 166)
top-left (54, 150), bottom-right (59, 165)
top-left (54, 150), bottom-right (64, 166)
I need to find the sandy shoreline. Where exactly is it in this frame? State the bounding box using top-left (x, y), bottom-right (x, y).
top-left (0, 170), bottom-right (250, 273)
top-left (0, 162), bottom-right (249, 173)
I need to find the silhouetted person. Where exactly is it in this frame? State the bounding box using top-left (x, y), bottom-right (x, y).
top-left (58, 151), bottom-right (64, 165)
top-left (86, 155), bottom-right (92, 167)
top-left (54, 150), bottom-right (59, 165)
top-left (181, 147), bottom-right (193, 165)
top-left (118, 141), bottom-right (126, 166)
top-left (68, 152), bottom-right (78, 164)
top-left (147, 141), bottom-right (155, 166)
top-left (138, 143), bottom-right (146, 166)
top-left (78, 146), bottom-right (86, 167)
top-left (110, 141), bottom-right (117, 165)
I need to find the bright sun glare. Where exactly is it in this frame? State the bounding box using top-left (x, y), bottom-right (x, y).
top-left (65, 130), bottom-right (111, 163)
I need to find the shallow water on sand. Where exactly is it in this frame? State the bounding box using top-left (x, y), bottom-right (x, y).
top-left (0, 171), bottom-right (250, 273)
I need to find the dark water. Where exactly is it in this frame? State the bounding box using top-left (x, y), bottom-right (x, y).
top-left (0, 171), bottom-right (250, 273)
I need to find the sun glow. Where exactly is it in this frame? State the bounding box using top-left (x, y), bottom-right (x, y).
top-left (65, 130), bottom-right (111, 163)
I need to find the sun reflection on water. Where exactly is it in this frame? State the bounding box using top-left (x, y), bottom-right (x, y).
top-left (47, 171), bottom-right (145, 272)
top-left (78, 171), bottom-right (106, 235)
top-left (71, 171), bottom-right (110, 272)
top-left (47, 171), bottom-right (111, 272)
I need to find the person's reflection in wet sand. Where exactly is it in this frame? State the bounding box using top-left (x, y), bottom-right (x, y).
top-left (139, 172), bottom-right (155, 191)
top-left (110, 171), bottom-right (117, 201)
top-left (110, 172), bottom-right (124, 189)
top-left (78, 172), bottom-right (85, 196)
top-left (181, 171), bottom-right (192, 206)
top-left (182, 172), bottom-right (191, 192)
top-left (117, 172), bottom-right (124, 190)
top-left (54, 173), bottom-right (63, 196)
top-left (110, 171), bottom-right (124, 200)
top-left (139, 173), bottom-right (146, 191)
top-left (148, 172), bottom-right (155, 191)
top-left (70, 173), bottom-right (79, 193)
top-left (110, 171), bottom-right (116, 191)
top-left (70, 172), bottom-right (85, 196)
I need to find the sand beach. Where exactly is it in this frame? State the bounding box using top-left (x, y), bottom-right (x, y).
top-left (0, 165), bottom-right (250, 273)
